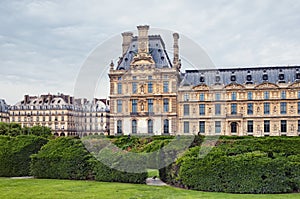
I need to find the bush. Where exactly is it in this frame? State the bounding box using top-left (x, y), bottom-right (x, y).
top-left (160, 137), bottom-right (300, 193)
top-left (30, 137), bottom-right (93, 180)
top-left (0, 135), bottom-right (48, 177)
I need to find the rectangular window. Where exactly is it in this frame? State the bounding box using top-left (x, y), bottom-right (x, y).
top-left (264, 120), bottom-right (270, 133)
top-left (163, 99), bottom-right (169, 112)
top-left (264, 102), bottom-right (270, 114)
top-left (148, 99), bottom-right (153, 113)
top-left (117, 100), bottom-right (122, 113)
top-left (132, 99), bottom-right (137, 113)
top-left (281, 91), bottom-right (286, 99)
top-left (132, 82), bottom-right (137, 94)
top-left (148, 82), bottom-right (153, 93)
top-left (199, 121), bottom-right (205, 133)
top-left (215, 104), bottom-right (221, 115)
top-left (199, 93), bottom-right (205, 101)
top-left (215, 93), bottom-right (221, 101)
top-left (231, 103), bottom-right (237, 114)
top-left (247, 103), bottom-right (253, 115)
top-left (184, 121), bottom-right (189, 133)
top-left (248, 92), bottom-right (253, 100)
top-left (184, 93), bottom-right (189, 101)
top-left (199, 104), bottom-right (205, 115)
top-left (264, 91), bottom-right (269, 99)
top-left (215, 121), bottom-right (221, 134)
top-left (298, 102), bottom-right (300, 114)
top-left (148, 120), bottom-right (153, 134)
top-left (298, 120), bottom-right (300, 132)
top-left (281, 120), bottom-right (287, 133)
top-left (247, 121), bottom-right (253, 133)
top-left (117, 83), bottom-right (122, 94)
top-left (163, 81), bottom-right (169, 93)
top-left (132, 120), bottom-right (137, 134)
top-left (280, 102), bottom-right (287, 114)
top-left (132, 76), bottom-right (136, 80)
top-left (232, 92), bottom-right (237, 100)
top-left (298, 91), bottom-right (300, 99)
top-left (183, 104), bottom-right (190, 116)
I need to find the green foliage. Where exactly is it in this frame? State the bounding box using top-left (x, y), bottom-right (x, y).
top-left (0, 135), bottom-right (48, 177)
top-left (28, 125), bottom-right (52, 138)
top-left (30, 137), bottom-right (93, 180)
top-left (160, 137), bottom-right (300, 193)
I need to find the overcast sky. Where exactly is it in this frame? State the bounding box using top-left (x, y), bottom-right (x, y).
top-left (1, 0), bottom-right (300, 104)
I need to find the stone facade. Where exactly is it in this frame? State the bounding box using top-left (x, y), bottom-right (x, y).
top-left (109, 25), bottom-right (300, 136)
top-left (9, 93), bottom-right (110, 136)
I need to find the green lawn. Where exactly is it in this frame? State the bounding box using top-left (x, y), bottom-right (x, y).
top-left (0, 178), bottom-right (299, 199)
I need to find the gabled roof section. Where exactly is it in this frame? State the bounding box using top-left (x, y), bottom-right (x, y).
top-left (117, 35), bottom-right (172, 70)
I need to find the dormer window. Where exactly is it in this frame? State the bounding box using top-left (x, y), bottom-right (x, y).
top-left (230, 75), bottom-right (236, 82)
top-left (246, 75), bottom-right (252, 81)
top-left (200, 76), bottom-right (205, 83)
top-left (278, 73), bottom-right (285, 83)
top-left (263, 74), bottom-right (268, 81)
top-left (215, 75), bottom-right (220, 83)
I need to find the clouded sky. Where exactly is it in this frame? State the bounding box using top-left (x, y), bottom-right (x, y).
top-left (1, 0), bottom-right (300, 104)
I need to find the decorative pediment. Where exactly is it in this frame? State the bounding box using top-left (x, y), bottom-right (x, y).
top-left (288, 81), bottom-right (300, 88)
top-left (224, 83), bottom-right (245, 90)
top-left (192, 84), bottom-right (209, 90)
top-left (254, 82), bottom-right (279, 89)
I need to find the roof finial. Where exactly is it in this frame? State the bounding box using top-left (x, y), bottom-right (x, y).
top-left (110, 60), bottom-right (114, 70)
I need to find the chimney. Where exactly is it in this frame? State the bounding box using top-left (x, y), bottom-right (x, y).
top-left (137, 25), bottom-right (150, 54)
top-left (121, 32), bottom-right (133, 55)
top-left (24, 95), bottom-right (29, 104)
top-left (173, 33), bottom-right (179, 67)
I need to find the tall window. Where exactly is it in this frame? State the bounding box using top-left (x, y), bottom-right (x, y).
top-left (232, 92), bottom-right (237, 100)
top-left (298, 91), bottom-right (300, 99)
top-left (199, 104), bottom-right (205, 115)
top-left (280, 102), bottom-right (287, 114)
top-left (248, 92), bottom-right (253, 100)
top-left (199, 93), bottom-right (205, 101)
top-left (117, 120), bottom-right (122, 134)
top-left (298, 102), bottom-right (300, 114)
top-left (163, 119), bottom-right (169, 134)
top-left (132, 82), bottom-right (137, 94)
top-left (132, 120), bottom-right (137, 134)
top-left (247, 121), bottom-right (253, 133)
top-left (281, 91), bottom-right (286, 99)
top-left (148, 82), bottom-right (153, 93)
top-left (264, 91), bottom-right (269, 99)
top-left (215, 104), bottom-right (221, 115)
top-left (231, 104), bottom-right (237, 114)
top-left (148, 99), bottom-right (153, 113)
top-left (264, 120), bottom-right (270, 133)
top-left (184, 121), bottom-right (189, 133)
top-left (148, 120), bottom-right (153, 134)
top-left (215, 93), bottom-right (221, 101)
top-left (184, 93), bottom-right (190, 101)
top-left (117, 100), bottom-right (122, 113)
top-left (281, 120), bottom-right (287, 133)
top-left (117, 83), bottom-right (122, 94)
top-left (247, 103), bottom-right (253, 115)
top-left (132, 99), bottom-right (137, 113)
top-left (215, 121), bottom-right (221, 134)
top-left (163, 81), bottom-right (169, 93)
top-left (183, 104), bottom-right (190, 116)
top-left (163, 99), bottom-right (169, 112)
top-left (298, 120), bottom-right (300, 132)
top-left (199, 121), bottom-right (205, 133)
top-left (264, 102), bottom-right (270, 114)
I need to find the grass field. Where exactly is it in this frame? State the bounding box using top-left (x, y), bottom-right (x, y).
top-left (0, 178), bottom-right (299, 199)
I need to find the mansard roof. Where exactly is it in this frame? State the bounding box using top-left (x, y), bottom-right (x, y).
top-left (181, 65), bottom-right (300, 87)
top-left (0, 99), bottom-right (8, 113)
top-left (117, 35), bottom-right (172, 70)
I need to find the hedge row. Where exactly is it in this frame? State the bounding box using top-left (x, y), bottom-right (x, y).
top-left (160, 137), bottom-right (300, 194)
top-left (0, 135), bottom-right (48, 177)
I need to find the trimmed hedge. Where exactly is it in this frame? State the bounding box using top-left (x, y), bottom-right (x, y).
top-left (30, 137), bottom-right (94, 180)
top-left (0, 135), bottom-right (48, 177)
top-left (160, 137), bottom-right (300, 194)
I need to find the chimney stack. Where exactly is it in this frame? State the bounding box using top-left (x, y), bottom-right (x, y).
top-left (137, 25), bottom-right (150, 54)
top-left (121, 32), bottom-right (133, 55)
top-left (173, 33), bottom-right (179, 68)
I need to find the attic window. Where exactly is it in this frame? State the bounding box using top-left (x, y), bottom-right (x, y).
top-left (58, 100), bottom-right (61, 103)
top-left (296, 73), bottom-right (300, 79)
top-left (51, 100), bottom-right (55, 103)
top-left (158, 49), bottom-right (161, 52)
top-left (156, 43), bottom-right (159, 47)
top-left (39, 101), bottom-right (42, 104)
top-left (246, 75), bottom-right (252, 81)
top-left (279, 74), bottom-right (285, 80)
top-left (133, 45), bottom-right (135, 48)
top-left (200, 76), bottom-right (205, 83)
top-left (124, 58), bottom-right (128, 62)
top-left (33, 101), bottom-right (37, 104)
top-left (263, 74), bottom-right (268, 81)
top-left (247, 70), bottom-right (251, 73)
top-left (230, 75), bottom-right (236, 82)
top-left (45, 100), bottom-right (48, 103)
top-left (161, 56), bottom-right (164, 60)
top-left (215, 76), bottom-right (220, 83)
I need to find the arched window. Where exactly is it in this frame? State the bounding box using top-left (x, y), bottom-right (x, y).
top-left (132, 119), bottom-right (137, 134)
top-left (148, 120), bottom-right (153, 134)
top-left (163, 119), bottom-right (169, 134)
top-left (117, 120), bottom-right (122, 134)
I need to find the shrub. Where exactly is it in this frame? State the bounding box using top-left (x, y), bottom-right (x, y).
top-left (30, 137), bottom-right (93, 180)
top-left (0, 135), bottom-right (48, 177)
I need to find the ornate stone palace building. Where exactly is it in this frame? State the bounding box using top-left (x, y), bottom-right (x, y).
top-left (109, 25), bottom-right (300, 136)
top-left (8, 94), bottom-right (110, 136)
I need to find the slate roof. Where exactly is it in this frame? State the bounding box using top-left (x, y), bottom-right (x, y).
top-left (0, 99), bottom-right (8, 113)
top-left (181, 66), bottom-right (300, 86)
top-left (117, 35), bottom-right (172, 70)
